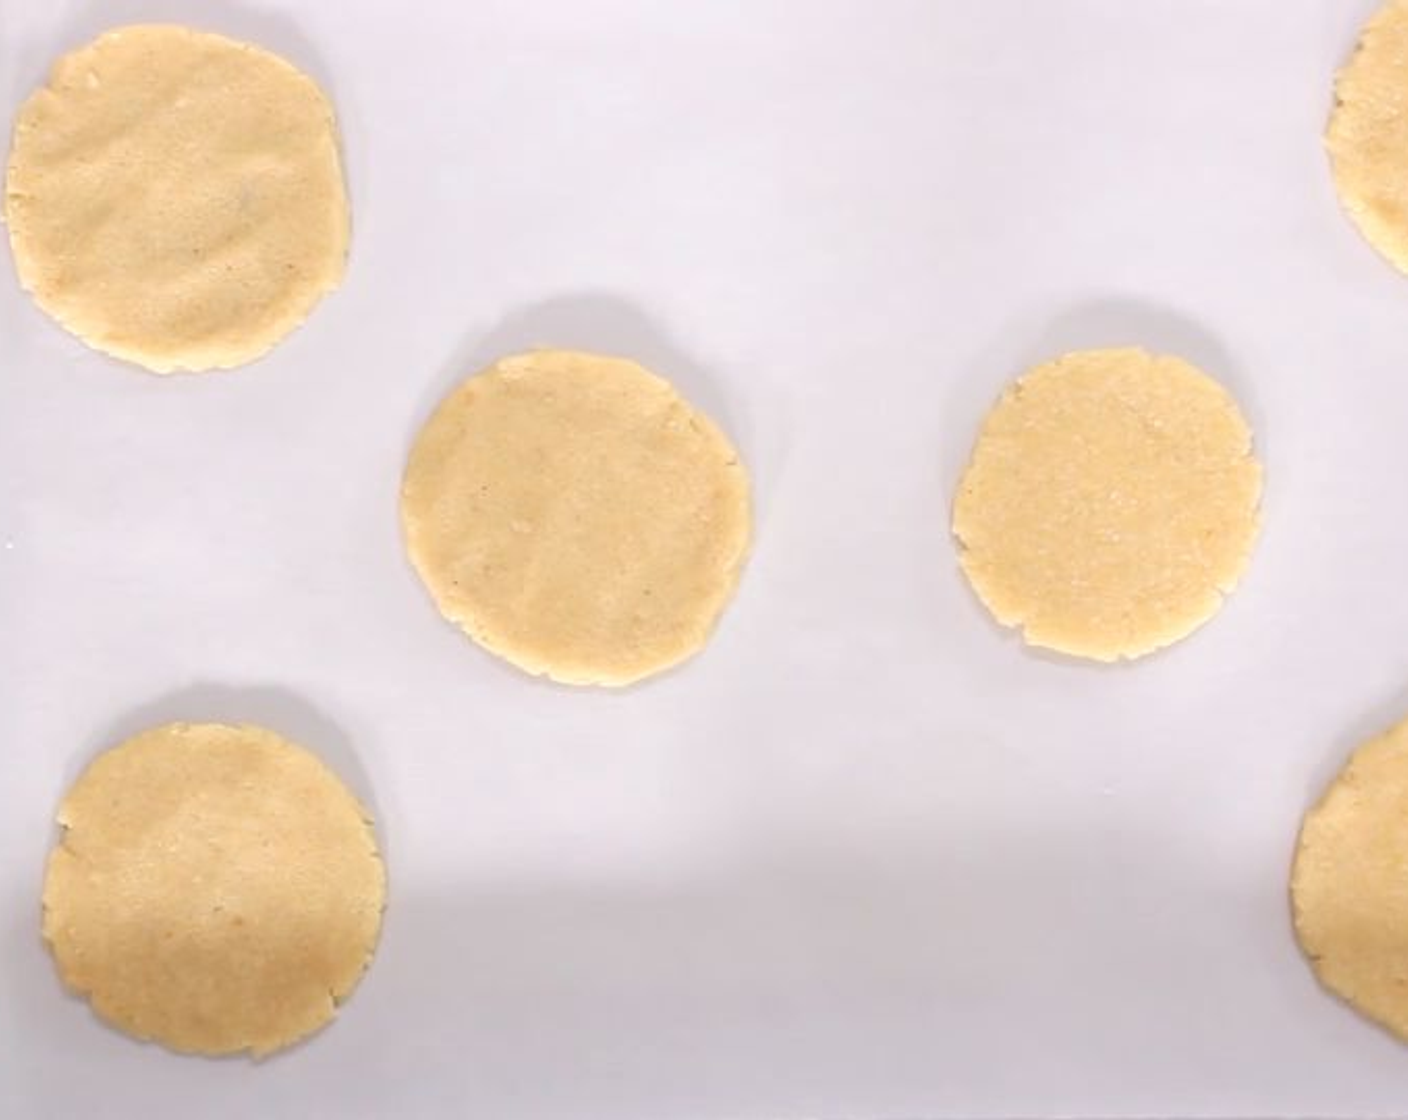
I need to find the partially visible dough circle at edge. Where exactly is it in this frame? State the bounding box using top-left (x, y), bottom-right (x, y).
top-left (1328, 0), bottom-right (1408, 276)
top-left (1293, 717), bottom-right (1408, 1045)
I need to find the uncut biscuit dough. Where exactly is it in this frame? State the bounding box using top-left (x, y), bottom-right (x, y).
top-left (952, 347), bottom-right (1262, 661)
top-left (1328, 0), bottom-right (1408, 275)
top-left (402, 349), bottom-right (751, 686)
top-left (1293, 717), bottom-right (1408, 1044)
top-left (42, 723), bottom-right (385, 1057)
top-left (5, 24), bottom-right (348, 372)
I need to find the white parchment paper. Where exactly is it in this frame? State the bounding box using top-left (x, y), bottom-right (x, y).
top-left (2, 1), bottom-right (1405, 1116)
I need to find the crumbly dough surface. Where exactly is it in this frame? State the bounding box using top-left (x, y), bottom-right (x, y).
top-left (1293, 717), bottom-right (1408, 1044)
top-left (5, 24), bottom-right (348, 372)
top-left (952, 347), bottom-right (1262, 661)
top-left (1329, 0), bottom-right (1408, 275)
top-left (42, 723), bottom-right (385, 1057)
top-left (402, 350), bottom-right (751, 686)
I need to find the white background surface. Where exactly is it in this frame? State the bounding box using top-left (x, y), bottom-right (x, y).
top-left (1, 0), bottom-right (1406, 1116)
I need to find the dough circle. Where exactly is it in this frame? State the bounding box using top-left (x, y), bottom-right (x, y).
top-left (952, 347), bottom-right (1262, 661)
top-left (401, 349), bottom-right (751, 686)
top-left (5, 24), bottom-right (348, 372)
top-left (1293, 717), bottom-right (1408, 1044)
top-left (1328, 0), bottom-right (1408, 276)
top-left (42, 723), bottom-right (386, 1056)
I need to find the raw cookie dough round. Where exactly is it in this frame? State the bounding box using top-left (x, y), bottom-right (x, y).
top-left (1328, 0), bottom-right (1408, 275)
top-left (952, 347), bottom-right (1262, 661)
top-left (42, 723), bottom-right (385, 1056)
top-left (1293, 717), bottom-right (1408, 1044)
top-left (402, 349), bottom-right (751, 686)
top-left (5, 24), bottom-right (348, 372)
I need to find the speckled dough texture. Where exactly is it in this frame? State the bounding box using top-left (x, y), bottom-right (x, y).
top-left (402, 350), bottom-right (751, 686)
top-left (42, 723), bottom-right (386, 1057)
top-left (4, 24), bottom-right (348, 372)
top-left (1293, 717), bottom-right (1408, 1044)
top-left (952, 347), bottom-right (1262, 661)
top-left (1329, 0), bottom-right (1408, 275)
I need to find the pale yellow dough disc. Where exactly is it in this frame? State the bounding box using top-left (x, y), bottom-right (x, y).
top-left (1328, 0), bottom-right (1408, 275)
top-left (1293, 717), bottom-right (1408, 1044)
top-left (5, 25), bottom-right (348, 372)
top-left (402, 349), bottom-right (752, 686)
top-left (42, 723), bottom-right (386, 1056)
top-left (952, 347), bottom-right (1262, 661)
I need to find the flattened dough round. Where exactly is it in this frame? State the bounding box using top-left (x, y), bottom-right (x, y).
top-left (952, 347), bottom-right (1262, 661)
top-left (42, 723), bottom-right (385, 1056)
top-left (5, 25), bottom-right (348, 372)
top-left (1328, 0), bottom-right (1408, 275)
top-left (1293, 717), bottom-right (1408, 1044)
top-left (402, 349), bottom-right (751, 686)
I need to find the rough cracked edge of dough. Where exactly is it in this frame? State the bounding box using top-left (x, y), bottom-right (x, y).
top-left (3, 24), bottom-right (351, 374)
top-left (402, 350), bottom-right (753, 687)
top-left (951, 347), bottom-right (1263, 663)
top-left (40, 722), bottom-right (388, 1059)
top-left (1326, 1), bottom-right (1408, 276)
